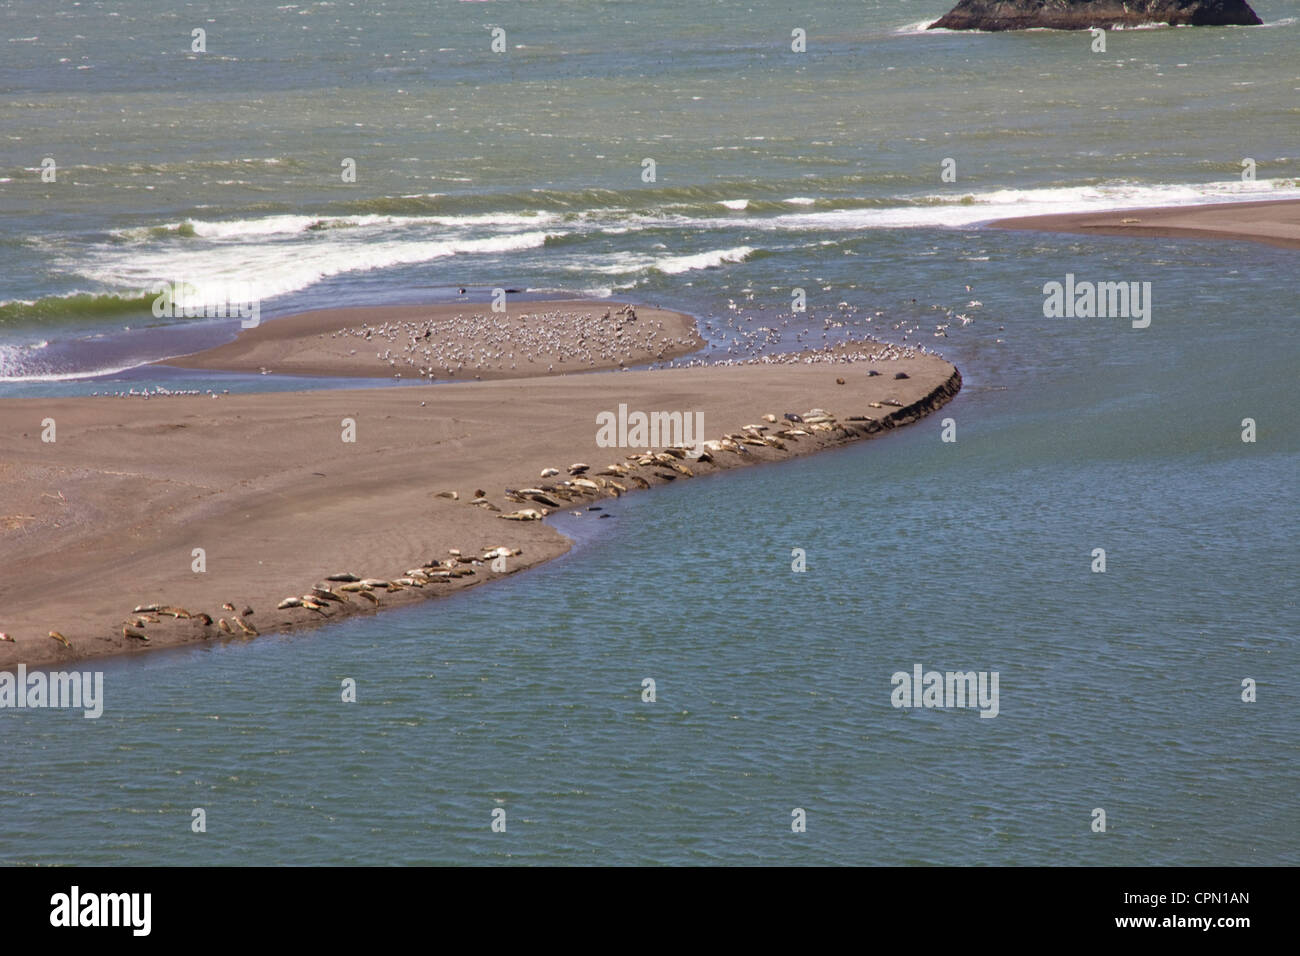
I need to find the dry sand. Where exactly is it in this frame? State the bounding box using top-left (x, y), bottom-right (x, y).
top-left (160, 299), bottom-right (703, 379)
top-left (1, 332), bottom-right (958, 670)
top-left (990, 198), bottom-right (1300, 250)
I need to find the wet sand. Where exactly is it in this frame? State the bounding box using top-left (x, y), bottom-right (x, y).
top-left (1, 337), bottom-right (959, 670)
top-left (989, 198), bottom-right (1300, 250)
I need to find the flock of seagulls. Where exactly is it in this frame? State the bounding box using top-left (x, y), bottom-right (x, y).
top-left (333, 304), bottom-right (697, 379)
top-left (642, 287), bottom-right (993, 370)
top-left (89, 386), bottom-right (231, 399)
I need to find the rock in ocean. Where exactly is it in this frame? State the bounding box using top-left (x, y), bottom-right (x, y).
top-left (929, 0), bottom-right (1262, 31)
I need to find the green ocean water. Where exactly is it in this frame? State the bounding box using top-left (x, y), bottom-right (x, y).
top-left (0, 0), bottom-right (1296, 864)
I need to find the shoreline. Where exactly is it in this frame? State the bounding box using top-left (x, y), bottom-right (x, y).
top-left (1, 333), bottom-right (959, 672)
top-left (988, 198), bottom-right (1300, 250)
top-left (157, 299), bottom-right (705, 380)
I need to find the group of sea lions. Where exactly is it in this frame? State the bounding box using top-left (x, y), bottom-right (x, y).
top-left (8, 543), bottom-right (525, 653)
top-left (270, 545), bottom-right (523, 617)
top-left (432, 403), bottom-right (899, 525)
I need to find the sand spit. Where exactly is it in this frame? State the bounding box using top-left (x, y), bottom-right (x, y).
top-left (990, 198), bottom-right (1300, 251)
top-left (2, 338), bottom-right (959, 671)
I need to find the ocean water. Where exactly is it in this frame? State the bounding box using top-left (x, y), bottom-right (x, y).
top-left (0, 0), bottom-right (1297, 864)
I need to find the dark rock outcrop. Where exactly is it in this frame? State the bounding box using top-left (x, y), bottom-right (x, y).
top-left (929, 0), bottom-right (1262, 31)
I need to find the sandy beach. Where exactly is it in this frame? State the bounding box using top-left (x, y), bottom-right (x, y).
top-left (990, 198), bottom-right (1300, 250)
top-left (160, 299), bottom-right (704, 379)
top-left (1, 307), bottom-right (959, 670)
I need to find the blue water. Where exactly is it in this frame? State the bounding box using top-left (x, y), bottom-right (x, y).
top-left (0, 0), bottom-right (1297, 865)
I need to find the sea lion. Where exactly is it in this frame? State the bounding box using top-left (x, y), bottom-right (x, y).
top-left (499, 509), bottom-right (544, 521)
top-left (540, 467), bottom-right (560, 478)
top-left (222, 602), bottom-right (237, 611)
top-left (435, 490), bottom-right (459, 499)
top-left (123, 625), bottom-right (148, 641)
top-left (196, 613), bottom-right (213, 626)
top-left (278, 597), bottom-right (304, 609)
top-left (894, 372), bottom-right (909, 380)
top-left (867, 370), bottom-right (880, 377)
top-left (49, 630), bottom-right (71, 648)
top-left (218, 618), bottom-right (233, 633)
top-left (234, 617), bottom-right (258, 636)
top-left (568, 463), bottom-right (590, 475)
top-left (0, 633), bottom-right (13, 643)
top-left (783, 413), bottom-right (803, 422)
top-left (358, 590), bottom-right (380, 604)
top-left (133, 604), bottom-right (163, 613)
top-left (326, 573), bottom-right (360, 582)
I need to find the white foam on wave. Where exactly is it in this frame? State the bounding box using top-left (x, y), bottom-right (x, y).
top-left (0, 343), bottom-right (143, 383)
top-left (560, 245), bottom-right (755, 278)
top-left (691, 179), bottom-right (1300, 233)
top-left (72, 230), bottom-right (553, 308)
top-left (114, 210), bottom-right (560, 242)
top-left (653, 245), bottom-right (754, 275)
top-left (718, 199), bottom-right (750, 211)
top-left (57, 177), bottom-right (1300, 314)
top-left (895, 19), bottom-right (941, 35)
